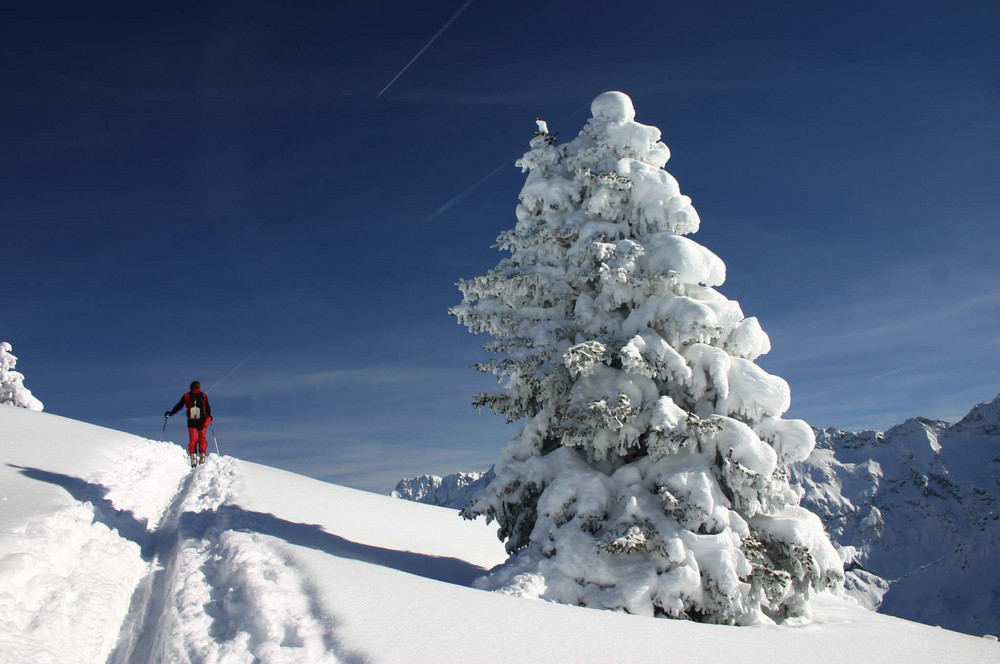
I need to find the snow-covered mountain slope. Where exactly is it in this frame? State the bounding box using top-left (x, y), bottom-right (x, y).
top-left (1, 407), bottom-right (997, 663)
top-left (788, 395), bottom-right (1000, 636)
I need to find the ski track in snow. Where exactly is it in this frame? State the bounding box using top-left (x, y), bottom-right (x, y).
top-left (109, 455), bottom-right (341, 664)
top-left (0, 439), bottom-right (184, 664)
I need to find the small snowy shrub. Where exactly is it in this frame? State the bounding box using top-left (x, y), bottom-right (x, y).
top-left (0, 341), bottom-right (44, 411)
top-left (452, 92), bottom-right (842, 624)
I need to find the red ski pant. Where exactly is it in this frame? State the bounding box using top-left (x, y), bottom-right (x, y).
top-left (188, 427), bottom-right (208, 455)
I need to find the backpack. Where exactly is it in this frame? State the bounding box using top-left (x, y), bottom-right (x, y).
top-left (184, 391), bottom-right (206, 420)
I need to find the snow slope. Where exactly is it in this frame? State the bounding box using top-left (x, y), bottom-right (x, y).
top-left (0, 407), bottom-right (996, 663)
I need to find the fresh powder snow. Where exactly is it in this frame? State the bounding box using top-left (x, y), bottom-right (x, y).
top-left (0, 408), bottom-right (1000, 664)
top-left (1, 407), bottom-right (997, 662)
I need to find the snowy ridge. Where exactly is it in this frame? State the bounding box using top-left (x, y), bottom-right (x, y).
top-left (791, 395), bottom-right (1000, 635)
top-left (390, 469), bottom-right (494, 508)
top-left (951, 396), bottom-right (1000, 436)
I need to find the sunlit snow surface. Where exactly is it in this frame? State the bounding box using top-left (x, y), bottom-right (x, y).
top-left (0, 407), bottom-right (996, 663)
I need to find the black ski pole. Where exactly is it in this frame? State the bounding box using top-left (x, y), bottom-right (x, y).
top-left (211, 423), bottom-right (221, 456)
top-left (162, 414), bottom-right (169, 433)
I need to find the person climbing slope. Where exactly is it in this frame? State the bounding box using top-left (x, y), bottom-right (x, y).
top-left (165, 380), bottom-right (213, 467)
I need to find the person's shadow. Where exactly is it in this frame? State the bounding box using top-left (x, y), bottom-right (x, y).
top-left (10, 464), bottom-right (491, 585)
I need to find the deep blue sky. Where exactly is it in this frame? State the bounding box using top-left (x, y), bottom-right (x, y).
top-left (3, 1), bottom-right (997, 492)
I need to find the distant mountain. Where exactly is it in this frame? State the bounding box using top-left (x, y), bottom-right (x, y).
top-left (791, 395), bottom-right (1000, 636)
top-left (394, 395), bottom-right (1000, 636)
top-left (390, 468), bottom-right (494, 509)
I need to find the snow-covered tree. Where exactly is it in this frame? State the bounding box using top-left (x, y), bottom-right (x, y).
top-left (451, 92), bottom-right (842, 624)
top-left (0, 341), bottom-right (44, 411)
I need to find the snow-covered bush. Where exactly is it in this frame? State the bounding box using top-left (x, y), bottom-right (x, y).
top-left (451, 92), bottom-right (842, 624)
top-left (0, 341), bottom-right (44, 411)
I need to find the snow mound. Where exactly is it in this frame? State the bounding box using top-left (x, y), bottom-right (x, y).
top-left (590, 91), bottom-right (635, 122)
top-left (0, 408), bottom-right (188, 663)
top-left (0, 501), bottom-right (144, 663)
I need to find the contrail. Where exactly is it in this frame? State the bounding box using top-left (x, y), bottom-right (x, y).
top-left (377, 0), bottom-right (475, 97)
top-left (387, 149), bottom-right (520, 247)
top-left (207, 345), bottom-right (265, 393)
top-left (864, 359), bottom-right (932, 383)
top-left (378, 99), bottom-right (592, 253)
top-left (426, 151), bottom-right (521, 221)
top-left (418, 99), bottom-right (593, 224)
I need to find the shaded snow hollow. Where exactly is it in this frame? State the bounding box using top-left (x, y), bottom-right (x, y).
top-left (0, 407), bottom-right (996, 663)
